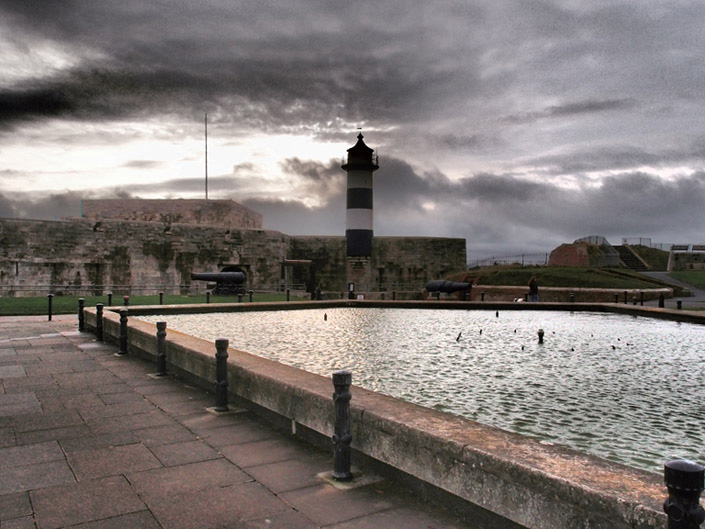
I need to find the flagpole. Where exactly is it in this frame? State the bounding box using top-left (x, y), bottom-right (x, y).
top-left (205, 113), bottom-right (209, 201)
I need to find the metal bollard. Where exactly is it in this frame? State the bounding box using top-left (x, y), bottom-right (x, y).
top-left (633, 296), bottom-right (638, 305)
top-left (524, 293), bottom-right (529, 302)
top-left (615, 293), bottom-right (620, 303)
top-left (332, 370), bottom-right (353, 481)
top-left (569, 292), bottom-right (575, 303)
top-left (286, 289), bottom-right (290, 302)
top-left (107, 292), bottom-right (113, 306)
top-left (481, 292), bottom-right (485, 301)
top-left (641, 291), bottom-right (644, 306)
top-left (78, 298), bottom-right (85, 332)
top-left (206, 291), bottom-right (211, 304)
top-left (677, 300), bottom-right (683, 310)
top-left (159, 291), bottom-right (164, 305)
top-left (237, 293), bottom-right (243, 303)
top-left (155, 322), bottom-right (167, 376)
top-left (118, 309), bottom-right (128, 355)
top-left (624, 291), bottom-right (628, 304)
top-left (392, 291), bottom-right (396, 301)
top-left (538, 328), bottom-right (544, 344)
top-left (214, 338), bottom-right (229, 412)
top-left (47, 294), bottom-right (54, 321)
top-left (96, 304), bottom-right (104, 341)
top-left (123, 295), bottom-right (130, 306)
top-left (663, 459), bottom-right (705, 528)
top-left (249, 289), bottom-right (254, 302)
top-left (659, 293), bottom-right (665, 308)
top-left (316, 288), bottom-right (322, 301)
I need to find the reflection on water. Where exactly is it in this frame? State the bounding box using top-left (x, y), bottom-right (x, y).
top-left (140, 308), bottom-right (705, 472)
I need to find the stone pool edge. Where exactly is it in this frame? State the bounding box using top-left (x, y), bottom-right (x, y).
top-left (83, 302), bottom-right (676, 529)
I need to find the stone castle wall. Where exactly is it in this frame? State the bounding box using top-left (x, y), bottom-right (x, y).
top-left (82, 199), bottom-right (263, 229)
top-left (0, 218), bottom-right (466, 297)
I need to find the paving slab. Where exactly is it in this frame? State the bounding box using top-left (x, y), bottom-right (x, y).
top-left (328, 506), bottom-right (471, 529)
top-left (0, 491), bottom-right (32, 522)
top-left (245, 453), bottom-right (332, 493)
top-left (237, 509), bottom-right (319, 529)
top-left (3, 516), bottom-right (36, 529)
top-left (59, 430), bottom-right (139, 454)
top-left (13, 410), bottom-right (84, 433)
top-left (0, 459), bottom-right (76, 495)
top-left (0, 440), bottom-right (65, 468)
top-left (132, 423), bottom-right (198, 447)
top-left (68, 442), bottom-right (163, 481)
top-left (31, 475), bottom-right (146, 529)
top-left (149, 439), bottom-right (222, 466)
top-left (65, 510), bottom-right (162, 529)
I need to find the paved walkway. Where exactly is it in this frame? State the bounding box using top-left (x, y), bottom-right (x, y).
top-left (639, 271), bottom-right (705, 309)
top-left (0, 315), bottom-right (475, 529)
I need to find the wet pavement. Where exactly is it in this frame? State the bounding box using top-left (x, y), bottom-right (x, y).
top-left (0, 315), bottom-right (475, 529)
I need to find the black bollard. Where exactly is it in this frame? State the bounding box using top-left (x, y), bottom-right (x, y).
top-left (123, 295), bottom-right (130, 307)
top-left (118, 309), bottom-right (128, 355)
top-left (249, 289), bottom-right (254, 302)
top-left (96, 304), bottom-right (104, 341)
top-left (206, 291), bottom-right (211, 304)
top-left (381, 292), bottom-right (385, 300)
top-left (392, 291), bottom-right (396, 301)
top-left (641, 291), bottom-right (645, 306)
top-left (615, 293), bottom-right (620, 303)
top-left (659, 293), bottom-right (665, 308)
top-left (237, 293), bottom-right (243, 303)
top-left (663, 459), bottom-right (705, 528)
top-left (214, 338), bottom-right (229, 412)
top-left (316, 288), bottom-right (322, 301)
top-left (159, 291), bottom-right (164, 305)
top-left (569, 293), bottom-right (575, 303)
top-left (47, 294), bottom-right (54, 321)
top-left (633, 296), bottom-right (638, 306)
top-left (623, 291), bottom-right (628, 304)
top-left (332, 370), bottom-right (353, 481)
top-left (286, 289), bottom-right (290, 302)
top-left (538, 328), bottom-right (544, 344)
top-left (481, 292), bottom-right (485, 301)
top-left (155, 322), bottom-right (167, 376)
top-left (78, 298), bottom-right (85, 332)
top-left (677, 300), bottom-right (683, 310)
top-left (435, 291), bottom-right (441, 301)
top-left (524, 293), bottom-right (529, 302)
top-left (107, 292), bottom-right (113, 306)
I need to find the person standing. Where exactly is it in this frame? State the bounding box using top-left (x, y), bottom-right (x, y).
top-left (529, 276), bottom-right (539, 302)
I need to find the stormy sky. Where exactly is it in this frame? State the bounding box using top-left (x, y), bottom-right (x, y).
top-left (1, 1), bottom-right (704, 258)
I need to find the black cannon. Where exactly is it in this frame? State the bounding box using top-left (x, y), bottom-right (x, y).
top-left (425, 280), bottom-right (470, 293)
top-left (191, 272), bottom-right (246, 295)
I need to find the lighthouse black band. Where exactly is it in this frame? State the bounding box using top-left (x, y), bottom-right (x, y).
top-left (346, 229), bottom-right (373, 257)
top-left (346, 188), bottom-right (373, 210)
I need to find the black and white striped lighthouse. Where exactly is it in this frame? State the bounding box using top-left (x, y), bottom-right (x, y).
top-left (342, 133), bottom-right (379, 257)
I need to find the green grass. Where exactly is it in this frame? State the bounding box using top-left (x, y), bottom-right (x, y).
top-left (467, 266), bottom-right (669, 289)
top-left (629, 245), bottom-right (670, 271)
top-left (669, 270), bottom-right (705, 290)
top-left (0, 292), bottom-right (289, 316)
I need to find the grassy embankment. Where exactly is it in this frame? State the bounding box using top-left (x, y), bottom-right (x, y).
top-left (0, 292), bottom-right (288, 316)
top-left (668, 271), bottom-right (705, 290)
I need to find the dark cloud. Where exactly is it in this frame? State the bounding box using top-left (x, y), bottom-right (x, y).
top-left (121, 160), bottom-right (164, 169)
top-left (502, 98), bottom-right (635, 125)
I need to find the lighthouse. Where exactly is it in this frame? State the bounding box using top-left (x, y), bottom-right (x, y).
top-left (342, 133), bottom-right (379, 257)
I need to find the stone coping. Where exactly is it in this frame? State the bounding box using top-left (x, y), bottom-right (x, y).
top-left (82, 302), bottom-right (682, 529)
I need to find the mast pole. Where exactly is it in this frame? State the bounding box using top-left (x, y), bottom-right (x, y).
top-left (205, 113), bottom-right (209, 201)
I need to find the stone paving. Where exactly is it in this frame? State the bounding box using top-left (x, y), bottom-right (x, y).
top-left (0, 315), bottom-right (475, 529)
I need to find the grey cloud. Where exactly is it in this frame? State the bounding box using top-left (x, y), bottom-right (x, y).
top-left (502, 99), bottom-right (635, 125)
top-left (121, 160), bottom-right (164, 169)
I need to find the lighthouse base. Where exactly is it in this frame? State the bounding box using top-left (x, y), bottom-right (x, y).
top-left (346, 257), bottom-right (373, 294)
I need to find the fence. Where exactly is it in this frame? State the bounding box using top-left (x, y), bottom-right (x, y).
top-left (467, 253), bottom-right (550, 269)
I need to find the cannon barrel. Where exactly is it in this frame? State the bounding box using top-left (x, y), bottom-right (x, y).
top-left (191, 272), bottom-right (246, 284)
top-left (425, 280), bottom-right (470, 293)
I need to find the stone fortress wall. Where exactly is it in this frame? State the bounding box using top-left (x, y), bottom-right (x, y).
top-left (82, 199), bottom-right (263, 229)
top-left (0, 217), bottom-right (466, 297)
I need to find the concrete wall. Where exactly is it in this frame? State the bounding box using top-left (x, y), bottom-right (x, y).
top-left (82, 198), bottom-right (263, 229)
top-left (0, 218), bottom-right (466, 297)
top-left (84, 302), bottom-right (671, 529)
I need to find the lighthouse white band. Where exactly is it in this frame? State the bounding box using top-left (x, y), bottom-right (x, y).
top-left (346, 208), bottom-right (373, 231)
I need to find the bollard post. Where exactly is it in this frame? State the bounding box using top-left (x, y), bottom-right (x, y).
top-left (206, 291), bottom-right (211, 304)
top-left (435, 291), bottom-right (441, 301)
top-left (332, 370), bottom-right (353, 481)
top-left (569, 293), bottom-right (575, 303)
top-left (524, 293), bottom-right (529, 302)
top-left (381, 292), bottom-right (385, 300)
top-left (47, 294), bottom-right (54, 321)
top-left (663, 459), bottom-right (705, 528)
top-left (392, 291), bottom-right (396, 301)
top-left (633, 296), bottom-right (637, 305)
top-left (538, 328), bottom-right (544, 344)
top-left (159, 291), bottom-right (164, 305)
top-left (659, 293), bottom-right (665, 308)
top-left (286, 289), bottom-right (290, 302)
top-left (249, 289), bottom-right (254, 302)
top-left (614, 293), bottom-right (619, 303)
top-left (107, 292), bottom-right (113, 306)
top-left (78, 298), bottom-right (85, 332)
top-left (96, 304), bottom-right (104, 341)
top-left (155, 322), bottom-right (167, 376)
top-left (237, 293), bottom-right (243, 303)
top-left (623, 291), bottom-right (628, 304)
top-left (118, 309), bottom-right (128, 355)
top-left (677, 300), bottom-right (683, 310)
top-left (641, 291), bottom-right (645, 306)
top-left (214, 338), bottom-right (229, 412)
top-left (316, 288), bottom-right (322, 301)
top-left (123, 295), bottom-right (130, 307)
top-left (481, 292), bottom-right (485, 301)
